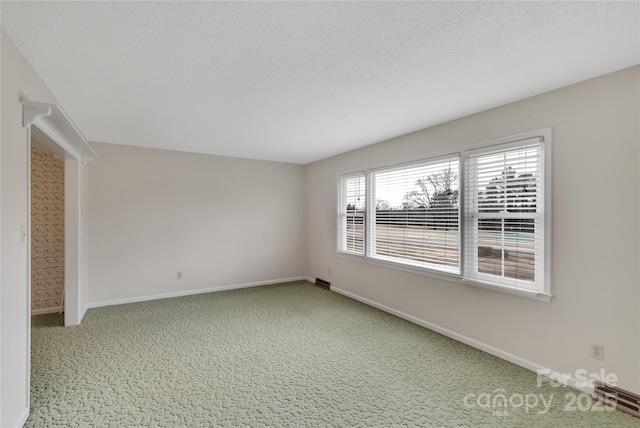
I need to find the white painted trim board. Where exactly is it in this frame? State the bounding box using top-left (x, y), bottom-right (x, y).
top-left (31, 307), bottom-right (63, 316)
top-left (87, 277), bottom-right (310, 309)
top-left (14, 407), bottom-right (29, 428)
top-left (331, 286), bottom-right (594, 395)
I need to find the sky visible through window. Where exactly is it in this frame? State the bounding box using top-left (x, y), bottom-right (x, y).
top-left (375, 159), bottom-right (459, 210)
top-left (373, 148), bottom-right (538, 210)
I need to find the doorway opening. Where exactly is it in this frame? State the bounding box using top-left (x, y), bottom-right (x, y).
top-left (30, 132), bottom-right (66, 316)
top-left (22, 99), bottom-right (96, 328)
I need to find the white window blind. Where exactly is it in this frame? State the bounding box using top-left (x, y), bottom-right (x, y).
top-left (338, 174), bottom-right (366, 255)
top-left (464, 139), bottom-right (544, 291)
top-left (371, 156), bottom-right (460, 273)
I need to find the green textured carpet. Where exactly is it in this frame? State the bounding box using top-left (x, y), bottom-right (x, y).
top-left (28, 281), bottom-right (637, 427)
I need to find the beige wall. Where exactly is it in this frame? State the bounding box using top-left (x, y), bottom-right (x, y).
top-left (306, 66), bottom-right (640, 394)
top-left (1, 29), bottom-right (58, 428)
top-left (87, 143), bottom-right (308, 304)
top-left (30, 146), bottom-right (65, 312)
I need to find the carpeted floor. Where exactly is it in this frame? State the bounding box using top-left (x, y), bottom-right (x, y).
top-left (28, 281), bottom-right (638, 427)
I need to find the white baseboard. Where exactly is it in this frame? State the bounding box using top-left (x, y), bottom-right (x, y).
top-left (331, 286), bottom-right (594, 395)
top-left (14, 407), bottom-right (29, 428)
top-left (80, 304), bottom-right (89, 322)
top-left (87, 276), bottom-right (310, 309)
top-left (31, 306), bottom-right (63, 315)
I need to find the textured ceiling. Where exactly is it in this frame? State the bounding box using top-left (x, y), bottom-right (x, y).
top-left (2, 2), bottom-right (638, 164)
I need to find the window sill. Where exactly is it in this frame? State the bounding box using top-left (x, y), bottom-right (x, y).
top-left (336, 251), bottom-right (553, 302)
top-left (460, 278), bottom-right (553, 302)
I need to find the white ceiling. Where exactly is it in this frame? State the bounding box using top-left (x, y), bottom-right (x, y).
top-left (2, 2), bottom-right (638, 164)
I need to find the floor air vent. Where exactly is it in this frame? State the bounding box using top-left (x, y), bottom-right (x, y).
top-left (315, 278), bottom-right (331, 290)
top-left (594, 381), bottom-right (640, 418)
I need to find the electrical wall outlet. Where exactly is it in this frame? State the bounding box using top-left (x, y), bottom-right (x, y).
top-left (177, 272), bottom-right (183, 279)
top-left (328, 267), bottom-right (332, 275)
top-left (591, 344), bottom-right (604, 361)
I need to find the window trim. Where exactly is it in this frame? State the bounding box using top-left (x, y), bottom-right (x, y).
top-left (336, 129), bottom-right (552, 302)
top-left (462, 137), bottom-right (546, 293)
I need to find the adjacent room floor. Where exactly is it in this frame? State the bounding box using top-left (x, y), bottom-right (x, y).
top-left (28, 282), bottom-right (638, 427)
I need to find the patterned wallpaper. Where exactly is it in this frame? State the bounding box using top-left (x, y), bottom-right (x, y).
top-left (31, 147), bottom-right (65, 312)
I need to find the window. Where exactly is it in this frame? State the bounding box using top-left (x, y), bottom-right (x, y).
top-left (337, 130), bottom-right (551, 300)
top-left (371, 156), bottom-right (460, 274)
top-left (463, 139), bottom-right (544, 292)
top-left (338, 173), bottom-right (366, 255)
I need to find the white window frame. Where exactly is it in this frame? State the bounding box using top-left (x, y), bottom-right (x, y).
top-left (337, 172), bottom-right (366, 256)
top-left (462, 137), bottom-right (547, 293)
top-left (368, 155), bottom-right (461, 275)
top-left (336, 129), bottom-right (552, 302)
